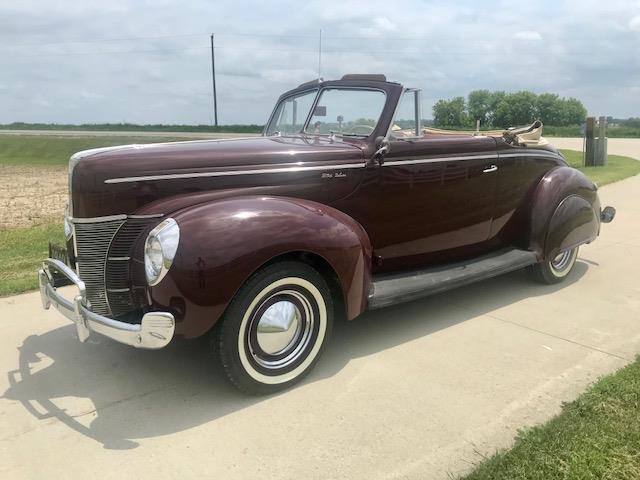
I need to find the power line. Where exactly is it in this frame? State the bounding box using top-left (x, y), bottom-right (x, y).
top-left (0, 30), bottom-right (562, 50)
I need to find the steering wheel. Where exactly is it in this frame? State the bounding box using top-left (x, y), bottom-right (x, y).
top-left (347, 124), bottom-right (375, 135)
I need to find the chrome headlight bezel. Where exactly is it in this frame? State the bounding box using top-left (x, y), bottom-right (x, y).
top-left (63, 204), bottom-right (73, 240)
top-left (144, 218), bottom-right (180, 286)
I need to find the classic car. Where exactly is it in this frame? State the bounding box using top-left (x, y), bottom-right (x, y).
top-left (39, 74), bottom-right (616, 394)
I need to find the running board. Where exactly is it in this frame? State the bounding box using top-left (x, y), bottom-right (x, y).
top-left (368, 248), bottom-right (538, 310)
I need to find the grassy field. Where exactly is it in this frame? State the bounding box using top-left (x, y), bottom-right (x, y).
top-left (463, 356), bottom-right (640, 479)
top-left (560, 149), bottom-right (640, 186)
top-left (0, 134), bottom-right (196, 166)
top-left (0, 223), bottom-right (63, 296)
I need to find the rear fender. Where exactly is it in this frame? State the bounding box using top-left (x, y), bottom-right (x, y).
top-left (529, 166), bottom-right (600, 260)
top-left (149, 196), bottom-right (372, 339)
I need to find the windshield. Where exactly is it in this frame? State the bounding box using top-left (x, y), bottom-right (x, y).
top-left (265, 88), bottom-right (387, 137)
top-left (306, 88), bottom-right (386, 136)
top-left (265, 90), bottom-right (317, 136)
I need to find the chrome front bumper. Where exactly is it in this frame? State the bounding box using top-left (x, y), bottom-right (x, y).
top-left (39, 258), bottom-right (175, 349)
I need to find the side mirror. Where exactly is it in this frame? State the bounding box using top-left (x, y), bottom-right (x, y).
top-left (372, 136), bottom-right (390, 165)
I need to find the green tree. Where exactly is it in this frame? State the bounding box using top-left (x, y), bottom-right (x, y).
top-left (432, 90), bottom-right (586, 128)
top-left (560, 98), bottom-right (587, 125)
top-left (467, 90), bottom-right (492, 127)
top-left (432, 97), bottom-right (468, 127)
top-left (536, 93), bottom-right (563, 125)
top-left (487, 91), bottom-right (506, 127)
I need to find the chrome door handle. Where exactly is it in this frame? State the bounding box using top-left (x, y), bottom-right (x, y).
top-left (483, 164), bottom-right (498, 173)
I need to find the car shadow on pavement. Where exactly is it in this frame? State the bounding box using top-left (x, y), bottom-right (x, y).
top-left (3, 262), bottom-right (588, 450)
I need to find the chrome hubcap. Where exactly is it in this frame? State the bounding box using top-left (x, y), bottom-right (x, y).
top-left (256, 301), bottom-right (301, 355)
top-left (551, 249), bottom-right (573, 272)
top-left (249, 290), bottom-right (314, 370)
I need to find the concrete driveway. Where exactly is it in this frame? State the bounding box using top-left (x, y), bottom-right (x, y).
top-left (550, 137), bottom-right (640, 160)
top-left (2, 178), bottom-right (640, 479)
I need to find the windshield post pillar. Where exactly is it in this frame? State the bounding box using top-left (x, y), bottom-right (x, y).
top-left (414, 90), bottom-right (421, 137)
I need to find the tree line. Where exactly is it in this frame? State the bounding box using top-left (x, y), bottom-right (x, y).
top-left (432, 90), bottom-right (587, 129)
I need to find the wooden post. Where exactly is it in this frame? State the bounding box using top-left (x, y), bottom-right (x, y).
top-left (596, 116), bottom-right (608, 166)
top-left (585, 117), bottom-right (596, 166)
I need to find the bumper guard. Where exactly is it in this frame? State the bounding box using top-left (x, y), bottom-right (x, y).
top-left (39, 258), bottom-right (175, 349)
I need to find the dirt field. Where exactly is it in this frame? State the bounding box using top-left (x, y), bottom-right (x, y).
top-left (0, 164), bottom-right (67, 227)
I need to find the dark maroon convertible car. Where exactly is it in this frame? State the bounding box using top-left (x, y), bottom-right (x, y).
top-left (39, 74), bottom-right (615, 394)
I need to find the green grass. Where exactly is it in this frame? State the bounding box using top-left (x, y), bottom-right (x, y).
top-left (0, 223), bottom-right (63, 296)
top-left (560, 149), bottom-right (640, 186)
top-left (462, 357), bottom-right (640, 480)
top-left (0, 135), bottom-right (201, 167)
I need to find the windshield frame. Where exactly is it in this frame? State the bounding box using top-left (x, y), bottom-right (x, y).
top-left (386, 87), bottom-right (424, 141)
top-left (263, 88), bottom-right (319, 137)
top-left (264, 86), bottom-right (388, 139)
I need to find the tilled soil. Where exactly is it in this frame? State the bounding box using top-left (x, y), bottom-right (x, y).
top-left (0, 165), bottom-right (67, 228)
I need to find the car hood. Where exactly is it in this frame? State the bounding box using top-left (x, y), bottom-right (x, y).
top-left (69, 135), bottom-right (365, 218)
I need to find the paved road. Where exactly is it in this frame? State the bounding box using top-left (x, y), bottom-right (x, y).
top-left (0, 129), bottom-right (259, 139)
top-left (2, 162), bottom-right (640, 480)
top-left (550, 137), bottom-right (640, 160)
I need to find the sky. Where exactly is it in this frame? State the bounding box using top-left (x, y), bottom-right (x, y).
top-left (1, 0), bottom-right (639, 125)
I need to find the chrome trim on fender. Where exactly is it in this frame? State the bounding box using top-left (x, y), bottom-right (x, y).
top-left (39, 258), bottom-right (175, 349)
top-left (104, 162), bottom-right (367, 184)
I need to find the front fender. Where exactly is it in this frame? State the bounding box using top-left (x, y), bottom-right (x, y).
top-left (149, 196), bottom-right (372, 339)
top-left (529, 166), bottom-right (600, 260)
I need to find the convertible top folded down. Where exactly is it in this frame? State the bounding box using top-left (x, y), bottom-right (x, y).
top-left (420, 121), bottom-right (548, 146)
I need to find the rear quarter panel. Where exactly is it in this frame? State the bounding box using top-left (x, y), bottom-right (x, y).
top-left (528, 166), bottom-right (600, 259)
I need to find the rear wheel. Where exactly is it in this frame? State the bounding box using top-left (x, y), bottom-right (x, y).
top-left (213, 261), bottom-right (333, 395)
top-left (527, 246), bottom-right (579, 284)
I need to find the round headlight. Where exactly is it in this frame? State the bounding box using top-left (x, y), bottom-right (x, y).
top-left (144, 218), bottom-right (180, 286)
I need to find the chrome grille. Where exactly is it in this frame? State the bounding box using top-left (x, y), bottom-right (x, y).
top-left (105, 218), bottom-right (155, 318)
top-left (73, 218), bottom-right (125, 315)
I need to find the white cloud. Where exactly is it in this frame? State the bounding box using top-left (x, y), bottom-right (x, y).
top-left (514, 30), bottom-right (543, 41)
top-left (0, 0), bottom-right (639, 123)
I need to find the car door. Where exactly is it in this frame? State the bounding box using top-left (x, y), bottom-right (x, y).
top-left (346, 134), bottom-right (500, 273)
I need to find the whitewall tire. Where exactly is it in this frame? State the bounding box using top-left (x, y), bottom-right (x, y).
top-left (213, 261), bottom-right (333, 395)
top-left (527, 246), bottom-right (579, 284)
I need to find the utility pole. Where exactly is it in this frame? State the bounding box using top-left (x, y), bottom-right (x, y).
top-left (210, 33), bottom-right (218, 127)
top-left (318, 29), bottom-right (322, 79)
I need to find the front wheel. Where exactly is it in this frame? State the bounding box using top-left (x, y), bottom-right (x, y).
top-left (213, 261), bottom-right (333, 395)
top-left (527, 246), bottom-right (579, 284)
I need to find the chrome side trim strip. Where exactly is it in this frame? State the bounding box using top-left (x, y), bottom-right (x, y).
top-left (384, 154), bottom-right (498, 167)
top-left (101, 150), bottom-right (562, 185)
top-left (383, 150), bottom-right (562, 167)
top-left (498, 151), bottom-right (564, 160)
top-left (104, 162), bottom-right (367, 184)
